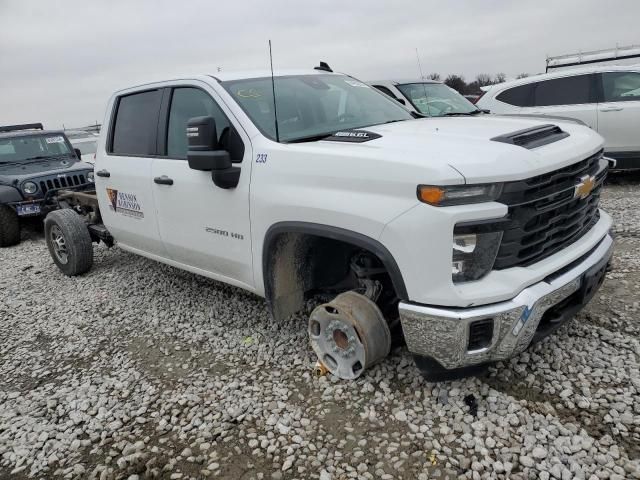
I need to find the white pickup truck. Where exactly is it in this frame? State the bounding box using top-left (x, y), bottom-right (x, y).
top-left (43, 65), bottom-right (613, 381)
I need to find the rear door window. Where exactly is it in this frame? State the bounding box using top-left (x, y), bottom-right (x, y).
top-left (496, 84), bottom-right (535, 107)
top-left (110, 89), bottom-right (162, 156)
top-left (601, 72), bottom-right (640, 102)
top-left (533, 74), bottom-right (593, 107)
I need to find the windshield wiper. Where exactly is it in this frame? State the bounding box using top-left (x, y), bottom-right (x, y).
top-left (285, 132), bottom-right (338, 144)
top-left (444, 110), bottom-right (483, 116)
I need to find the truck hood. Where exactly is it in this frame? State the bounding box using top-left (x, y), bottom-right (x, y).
top-left (319, 116), bottom-right (604, 183)
top-left (0, 158), bottom-right (93, 184)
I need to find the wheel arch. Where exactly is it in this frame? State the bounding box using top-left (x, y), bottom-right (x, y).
top-left (262, 221), bottom-right (408, 321)
top-left (0, 185), bottom-right (23, 204)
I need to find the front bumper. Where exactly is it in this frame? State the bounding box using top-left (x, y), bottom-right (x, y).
top-left (399, 232), bottom-right (614, 370)
top-left (9, 181), bottom-right (95, 216)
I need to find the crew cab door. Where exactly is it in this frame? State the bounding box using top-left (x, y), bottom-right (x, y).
top-left (150, 84), bottom-right (254, 289)
top-left (96, 89), bottom-right (168, 258)
top-left (596, 71), bottom-right (640, 155)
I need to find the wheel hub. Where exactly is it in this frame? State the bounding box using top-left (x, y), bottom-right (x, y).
top-left (50, 225), bottom-right (69, 265)
top-left (309, 291), bottom-right (391, 380)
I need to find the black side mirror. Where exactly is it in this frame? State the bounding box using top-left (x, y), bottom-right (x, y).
top-left (186, 116), bottom-right (240, 189)
top-left (74, 148), bottom-right (82, 160)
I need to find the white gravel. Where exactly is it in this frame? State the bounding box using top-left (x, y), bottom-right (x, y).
top-left (0, 178), bottom-right (639, 480)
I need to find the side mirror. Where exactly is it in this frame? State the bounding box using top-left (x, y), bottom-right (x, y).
top-left (74, 148), bottom-right (82, 160)
top-left (186, 116), bottom-right (240, 189)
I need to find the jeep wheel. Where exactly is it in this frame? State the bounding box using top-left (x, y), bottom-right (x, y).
top-left (44, 209), bottom-right (93, 276)
top-left (0, 205), bottom-right (20, 247)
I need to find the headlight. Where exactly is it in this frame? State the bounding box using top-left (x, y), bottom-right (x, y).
top-left (87, 171), bottom-right (95, 183)
top-left (418, 183), bottom-right (502, 206)
top-left (452, 230), bottom-right (502, 282)
top-left (22, 181), bottom-right (38, 195)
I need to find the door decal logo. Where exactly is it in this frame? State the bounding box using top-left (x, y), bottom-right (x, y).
top-left (106, 188), bottom-right (144, 219)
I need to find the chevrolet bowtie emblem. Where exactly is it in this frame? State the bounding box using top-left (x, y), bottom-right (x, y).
top-left (574, 175), bottom-right (596, 200)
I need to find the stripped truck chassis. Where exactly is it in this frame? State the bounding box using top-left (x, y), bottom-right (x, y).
top-left (51, 189), bottom-right (113, 247)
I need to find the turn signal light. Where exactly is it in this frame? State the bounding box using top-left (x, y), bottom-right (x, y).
top-left (417, 186), bottom-right (445, 205)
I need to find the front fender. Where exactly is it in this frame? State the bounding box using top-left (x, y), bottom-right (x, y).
top-left (261, 221), bottom-right (409, 321)
top-left (0, 185), bottom-right (23, 204)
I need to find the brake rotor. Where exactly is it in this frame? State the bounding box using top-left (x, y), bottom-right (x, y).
top-left (308, 291), bottom-right (391, 380)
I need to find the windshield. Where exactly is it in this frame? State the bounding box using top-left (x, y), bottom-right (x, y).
top-left (222, 74), bottom-right (414, 142)
top-left (0, 134), bottom-right (74, 163)
top-left (397, 83), bottom-right (478, 116)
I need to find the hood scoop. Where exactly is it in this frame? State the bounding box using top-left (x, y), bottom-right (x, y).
top-left (491, 124), bottom-right (569, 149)
top-left (325, 130), bottom-right (381, 143)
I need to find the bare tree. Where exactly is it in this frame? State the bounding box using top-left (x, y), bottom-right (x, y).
top-left (516, 73), bottom-right (529, 79)
top-left (428, 73), bottom-right (441, 81)
top-left (444, 74), bottom-right (466, 94)
top-left (475, 74), bottom-right (493, 87)
top-left (494, 73), bottom-right (507, 83)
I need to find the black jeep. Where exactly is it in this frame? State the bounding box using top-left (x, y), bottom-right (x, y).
top-left (0, 123), bottom-right (95, 247)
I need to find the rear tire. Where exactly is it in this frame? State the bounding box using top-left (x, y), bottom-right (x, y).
top-left (0, 205), bottom-right (20, 248)
top-left (44, 209), bottom-right (93, 276)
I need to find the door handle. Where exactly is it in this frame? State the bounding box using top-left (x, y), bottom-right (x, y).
top-left (154, 175), bottom-right (174, 186)
top-left (600, 106), bottom-right (623, 112)
top-left (96, 169), bottom-right (110, 178)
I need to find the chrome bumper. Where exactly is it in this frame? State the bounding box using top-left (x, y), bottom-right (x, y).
top-left (399, 233), bottom-right (614, 370)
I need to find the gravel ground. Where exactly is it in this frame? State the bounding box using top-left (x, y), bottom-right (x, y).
top-left (1, 177), bottom-right (639, 480)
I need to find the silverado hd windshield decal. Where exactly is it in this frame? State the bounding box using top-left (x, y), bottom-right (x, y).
top-left (106, 188), bottom-right (144, 219)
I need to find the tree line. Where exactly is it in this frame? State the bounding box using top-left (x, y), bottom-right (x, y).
top-left (426, 73), bottom-right (530, 95)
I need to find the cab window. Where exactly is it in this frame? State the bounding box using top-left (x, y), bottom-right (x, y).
top-left (601, 72), bottom-right (640, 102)
top-left (166, 88), bottom-right (231, 159)
top-left (110, 89), bottom-right (162, 155)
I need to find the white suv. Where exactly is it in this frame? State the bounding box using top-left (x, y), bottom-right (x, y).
top-left (477, 66), bottom-right (640, 170)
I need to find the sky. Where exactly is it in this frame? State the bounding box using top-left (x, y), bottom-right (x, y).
top-left (1, 0), bottom-right (638, 129)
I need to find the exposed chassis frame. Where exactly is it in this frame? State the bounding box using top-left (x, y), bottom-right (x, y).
top-left (53, 189), bottom-right (114, 247)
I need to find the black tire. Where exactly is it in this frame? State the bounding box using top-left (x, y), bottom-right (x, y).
top-left (44, 209), bottom-right (93, 276)
top-left (0, 205), bottom-right (20, 248)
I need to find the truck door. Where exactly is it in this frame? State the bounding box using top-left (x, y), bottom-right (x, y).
top-left (95, 89), bottom-right (168, 258)
top-left (150, 84), bottom-right (254, 290)
top-left (596, 71), bottom-right (640, 157)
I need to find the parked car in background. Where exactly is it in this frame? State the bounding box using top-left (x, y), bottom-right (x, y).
top-left (369, 79), bottom-right (483, 117)
top-left (69, 134), bottom-right (98, 164)
top-left (477, 66), bottom-right (640, 170)
top-left (0, 123), bottom-right (95, 247)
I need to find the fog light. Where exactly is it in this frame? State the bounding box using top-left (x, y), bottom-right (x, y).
top-left (452, 230), bottom-right (502, 282)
